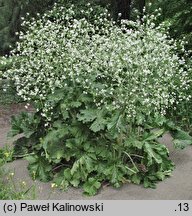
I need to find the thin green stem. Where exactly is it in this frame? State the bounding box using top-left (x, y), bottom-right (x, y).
top-left (123, 151), bottom-right (139, 172)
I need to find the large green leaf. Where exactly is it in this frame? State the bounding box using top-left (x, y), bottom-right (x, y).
top-left (13, 137), bottom-right (34, 157)
top-left (53, 168), bottom-right (72, 190)
top-left (125, 137), bottom-right (143, 149)
top-left (77, 108), bottom-right (107, 132)
top-left (90, 109), bottom-right (107, 132)
top-left (77, 109), bottom-right (97, 123)
top-left (60, 103), bottom-right (70, 120)
top-left (25, 155), bottom-right (53, 182)
top-left (8, 112), bottom-right (40, 138)
top-left (83, 178), bottom-right (101, 196)
top-left (102, 163), bottom-right (125, 188)
top-left (173, 139), bottom-right (192, 149)
top-left (71, 155), bottom-right (95, 176)
top-left (90, 116), bottom-right (106, 132)
top-left (143, 143), bottom-right (164, 166)
top-left (41, 127), bottom-right (69, 162)
top-left (171, 129), bottom-right (192, 149)
top-left (144, 129), bottom-right (165, 141)
top-left (107, 111), bottom-right (121, 130)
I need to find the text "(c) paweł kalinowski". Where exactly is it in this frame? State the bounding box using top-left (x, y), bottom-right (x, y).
top-left (20, 202), bottom-right (104, 212)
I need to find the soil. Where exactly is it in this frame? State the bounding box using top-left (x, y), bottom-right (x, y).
top-left (0, 103), bottom-right (34, 127)
top-left (0, 103), bottom-right (34, 146)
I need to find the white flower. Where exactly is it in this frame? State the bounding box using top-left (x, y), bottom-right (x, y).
top-left (4, 4), bottom-right (190, 121)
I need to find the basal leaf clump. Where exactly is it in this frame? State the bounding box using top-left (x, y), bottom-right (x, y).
top-left (4, 3), bottom-right (192, 195)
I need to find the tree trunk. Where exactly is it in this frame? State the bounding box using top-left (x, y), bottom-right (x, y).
top-left (112, 0), bottom-right (132, 20)
top-left (0, 0), bottom-right (54, 55)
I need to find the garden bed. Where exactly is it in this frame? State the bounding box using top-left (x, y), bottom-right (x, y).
top-left (0, 104), bottom-right (192, 199)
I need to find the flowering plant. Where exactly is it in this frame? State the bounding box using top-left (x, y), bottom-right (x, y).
top-left (5, 3), bottom-right (192, 195)
top-left (6, 4), bottom-right (191, 122)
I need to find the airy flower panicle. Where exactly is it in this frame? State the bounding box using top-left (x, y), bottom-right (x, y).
top-left (4, 4), bottom-right (191, 121)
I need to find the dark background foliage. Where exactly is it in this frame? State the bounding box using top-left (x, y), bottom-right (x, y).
top-left (147, 0), bottom-right (192, 50)
top-left (0, 0), bottom-right (55, 55)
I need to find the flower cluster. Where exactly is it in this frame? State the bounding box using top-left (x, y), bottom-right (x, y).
top-left (5, 3), bottom-right (191, 121)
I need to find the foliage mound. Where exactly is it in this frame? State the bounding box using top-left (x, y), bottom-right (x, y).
top-left (4, 4), bottom-right (192, 195)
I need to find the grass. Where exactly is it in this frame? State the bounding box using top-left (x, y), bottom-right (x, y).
top-left (0, 78), bottom-right (36, 199)
top-left (0, 146), bottom-right (36, 200)
top-left (0, 167), bottom-right (36, 200)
